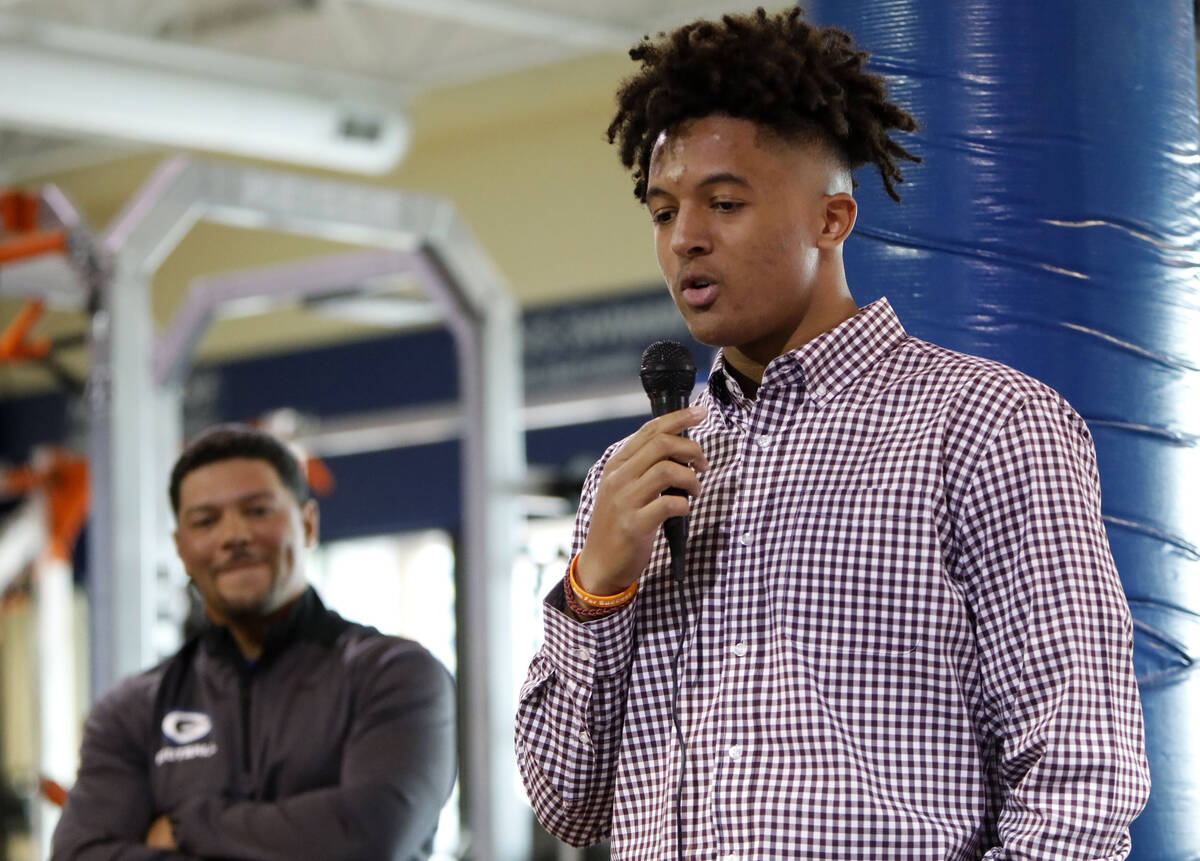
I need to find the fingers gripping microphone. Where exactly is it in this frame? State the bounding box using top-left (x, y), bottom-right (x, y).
top-left (640, 340), bottom-right (697, 583)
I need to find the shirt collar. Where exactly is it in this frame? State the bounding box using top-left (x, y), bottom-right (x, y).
top-left (706, 297), bottom-right (907, 408)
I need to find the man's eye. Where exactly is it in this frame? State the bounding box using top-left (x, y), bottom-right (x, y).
top-left (713, 200), bottom-right (742, 212)
top-left (651, 209), bottom-right (675, 225)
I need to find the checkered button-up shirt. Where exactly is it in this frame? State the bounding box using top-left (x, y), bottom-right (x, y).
top-left (516, 299), bottom-right (1149, 859)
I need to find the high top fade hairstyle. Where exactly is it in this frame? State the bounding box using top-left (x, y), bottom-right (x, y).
top-left (607, 6), bottom-right (921, 203)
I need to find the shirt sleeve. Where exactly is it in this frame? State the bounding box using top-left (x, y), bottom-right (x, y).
top-left (955, 395), bottom-right (1151, 859)
top-left (514, 452), bottom-right (641, 847)
top-left (50, 680), bottom-right (197, 861)
top-left (169, 642), bottom-right (456, 861)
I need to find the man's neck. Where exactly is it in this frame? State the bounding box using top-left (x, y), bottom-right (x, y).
top-left (724, 292), bottom-right (859, 399)
top-left (725, 362), bottom-right (762, 401)
top-left (212, 595), bottom-right (303, 661)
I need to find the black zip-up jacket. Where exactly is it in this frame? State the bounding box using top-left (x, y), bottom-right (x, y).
top-left (51, 588), bottom-right (456, 860)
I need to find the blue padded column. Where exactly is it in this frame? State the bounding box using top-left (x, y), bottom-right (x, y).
top-left (805, 1), bottom-right (1200, 855)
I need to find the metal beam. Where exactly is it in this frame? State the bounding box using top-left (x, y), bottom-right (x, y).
top-left (0, 39), bottom-right (410, 174)
top-left (0, 12), bottom-right (414, 105)
top-left (289, 384), bottom-right (650, 459)
top-left (351, 0), bottom-right (638, 49)
top-left (153, 249), bottom-right (441, 386)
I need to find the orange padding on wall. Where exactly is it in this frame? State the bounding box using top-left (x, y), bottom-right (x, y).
top-left (0, 189), bottom-right (39, 232)
top-left (0, 228), bottom-right (66, 265)
top-left (0, 299), bottom-right (51, 361)
top-left (1, 449), bottom-right (89, 563)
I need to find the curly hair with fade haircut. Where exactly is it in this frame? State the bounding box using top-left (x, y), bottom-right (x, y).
top-left (607, 6), bottom-right (920, 203)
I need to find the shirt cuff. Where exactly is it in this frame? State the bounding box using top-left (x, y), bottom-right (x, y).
top-left (542, 579), bottom-right (636, 686)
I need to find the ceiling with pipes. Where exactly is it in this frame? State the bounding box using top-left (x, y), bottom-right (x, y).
top-left (0, 0), bottom-right (776, 180)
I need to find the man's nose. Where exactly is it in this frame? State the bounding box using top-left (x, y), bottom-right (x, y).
top-left (670, 208), bottom-right (712, 258)
top-left (216, 512), bottom-right (252, 547)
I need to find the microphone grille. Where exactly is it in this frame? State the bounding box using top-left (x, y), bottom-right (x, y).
top-left (640, 340), bottom-right (697, 395)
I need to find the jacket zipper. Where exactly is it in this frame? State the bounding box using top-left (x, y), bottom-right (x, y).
top-left (238, 667), bottom-right (253, 777)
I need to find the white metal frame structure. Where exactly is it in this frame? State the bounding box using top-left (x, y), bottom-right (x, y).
top-left (89, 155), bottom-right (528, 860)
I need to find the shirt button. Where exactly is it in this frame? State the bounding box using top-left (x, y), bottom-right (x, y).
top-left (738, 532), bottom-right (752, 546)
top-left (731, 641), bottom-right (747, 657)
top-left (578, 730), bottom-right (590, 744)
top-left (728, 744), bottom-right (743, 760)
top-left (756, 435), bottom-right (772, 450)
top-left (724, 855), bottom-right (740, 861)
top-left (572, 647), bottom-right (591, 662)
top-left (814, 384), bottom-right (828, 398)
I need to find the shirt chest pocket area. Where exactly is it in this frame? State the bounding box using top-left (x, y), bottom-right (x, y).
top-left (771, 486), bottom-right (940, 657)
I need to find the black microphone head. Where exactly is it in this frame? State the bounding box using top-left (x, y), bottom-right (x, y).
top-left (640, 340), bottom-right (696, 397)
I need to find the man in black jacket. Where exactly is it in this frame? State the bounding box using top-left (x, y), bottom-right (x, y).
top-left (52, 425), bottom-right (456, 860)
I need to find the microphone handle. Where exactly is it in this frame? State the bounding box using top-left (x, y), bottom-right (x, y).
top-left (646, 389), bottom-right (691, 581)
top-left (663, 512), bottom-right (688, 583)
top-left (647, 391), bottom-right (690, 417)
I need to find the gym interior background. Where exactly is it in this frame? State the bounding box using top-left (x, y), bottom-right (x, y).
top-left (1, 2), bottom-right (1198, 859)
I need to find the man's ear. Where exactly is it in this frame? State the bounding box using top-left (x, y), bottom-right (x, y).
top-left (301, 499), bottom-right (320, 547)
top-left (819, 193), bottom-right (857, 248)
top-left (172, 528), bottom-right (197, 587)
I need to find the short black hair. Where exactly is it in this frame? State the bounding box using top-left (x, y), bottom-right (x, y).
top-left (169, 424), bottom-right (310, 514)
top-left (607, 6), bottom-right (920, 202)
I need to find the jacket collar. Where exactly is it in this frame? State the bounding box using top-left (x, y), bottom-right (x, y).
top-left (199, 586), bottom-right (343, 666)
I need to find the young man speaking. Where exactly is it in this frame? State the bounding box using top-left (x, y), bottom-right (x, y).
top-left (516, 8), bottom-right (1149, 859)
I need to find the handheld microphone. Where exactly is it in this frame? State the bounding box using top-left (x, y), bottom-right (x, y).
top-left (640, 340), bottom-right (697, 582)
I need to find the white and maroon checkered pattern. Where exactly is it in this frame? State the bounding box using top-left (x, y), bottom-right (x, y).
top-left (516, 299), bottom-right (1149, 860)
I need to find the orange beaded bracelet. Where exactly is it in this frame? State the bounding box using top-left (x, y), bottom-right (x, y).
top-left (563, 573), bottom-right (620, 618)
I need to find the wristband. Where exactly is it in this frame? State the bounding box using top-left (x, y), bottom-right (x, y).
top-left (568, 553), bottom-right (637, 608)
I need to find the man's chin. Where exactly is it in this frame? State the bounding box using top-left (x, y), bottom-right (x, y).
top-left (682, 321), bottom-right (732, 349)
top-left (214, 585), bottom-right (305, 624)
top-left (676, 309), bottom-right (734, 348)
top-left (212, 590), bottom-right (272, 621)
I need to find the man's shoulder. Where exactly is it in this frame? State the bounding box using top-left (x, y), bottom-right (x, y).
top-left (341, 628), bottom-right (450, 675)
top-left (319, 610), bottom-right (452, 688)
top-left (106, 638), bottom-right (200, 697)
top-left (335, 634), bottom-right (456, 716)
top-left (95, 668), bottom-right (162, 711)
top-left (889, 336), bottom-right (1073, 414)
top-left (86, 643), bottom-right (196, 737)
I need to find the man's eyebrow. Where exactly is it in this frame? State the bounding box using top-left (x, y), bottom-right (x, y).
top-left (181, 490), bottom-right (275, 515)
top-left (697, 172), bottom-right (752, 189)
top-left (237, 492), bottom-right (276, 504)
top-left (646, 172), bottom-right (753, 202)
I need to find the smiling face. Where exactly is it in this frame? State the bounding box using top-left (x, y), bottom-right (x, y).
top-left (646, 114), bottom-right (858, 376)
top-left (173, 457), bottom-right (317, 625)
